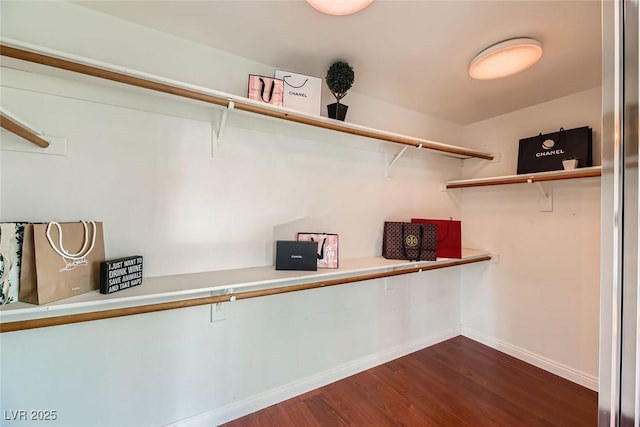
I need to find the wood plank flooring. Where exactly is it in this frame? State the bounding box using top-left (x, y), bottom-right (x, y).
top-left (222, 336), bottom-right (597, 426)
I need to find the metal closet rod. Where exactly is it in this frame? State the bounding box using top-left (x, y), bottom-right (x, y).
top-left (0, 43), bottom-right (493, 160)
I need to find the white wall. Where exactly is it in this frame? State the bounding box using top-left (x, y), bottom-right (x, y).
top-left (460, 87), bottom-right (601, 388)
top-left (0, 2), bottom-right (471, 426)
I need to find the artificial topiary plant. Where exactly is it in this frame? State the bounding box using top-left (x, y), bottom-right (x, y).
top-left (326, 61), bottom-right (355, 104)
top-left (325, 61), bottom-right (354, 120)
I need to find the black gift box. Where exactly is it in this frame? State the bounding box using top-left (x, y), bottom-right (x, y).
top-left (275, 241), bottom-right (318, 271)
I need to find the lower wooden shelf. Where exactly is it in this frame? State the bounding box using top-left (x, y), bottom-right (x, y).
top-left (0, 249), bottom-right (490, 333)
top-left (445, 166), bottom-right (602, 189)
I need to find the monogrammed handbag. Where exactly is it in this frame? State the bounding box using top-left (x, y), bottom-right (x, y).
top-left (382, 222), bottom-right (437, 261)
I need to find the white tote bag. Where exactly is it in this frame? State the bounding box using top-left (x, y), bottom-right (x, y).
top-left (0, 223), bottom-right (26, 305)
top-left (274, 70), bottom-right (323, 116)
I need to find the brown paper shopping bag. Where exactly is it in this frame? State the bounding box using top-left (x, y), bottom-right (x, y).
top-left (19, 221), bottom-right (105, 305)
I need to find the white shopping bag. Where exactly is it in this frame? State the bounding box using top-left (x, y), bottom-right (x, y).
top-left (275, 70), bottom-right (323, 116)
top-left (0, 223), bottom-right (26, 305)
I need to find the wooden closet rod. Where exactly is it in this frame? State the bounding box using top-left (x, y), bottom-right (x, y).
top-left (0, 111), bottom-right (50, 148)
top-left (0, 45), bottom-right (229, 108)
top-left (0, 255), bottom-right (490, 333)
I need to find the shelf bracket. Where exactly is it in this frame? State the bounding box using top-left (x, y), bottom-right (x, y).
top-left (528, 179), bottom-right (553, 212)
top-left (211, 100), bottom-right (234, 156)
top-left (386, 144), bottom-right (422, 177)
top-left (210, 288), bottom-right (235, 323)
top-left (389, 146), bottom-right (409, 168)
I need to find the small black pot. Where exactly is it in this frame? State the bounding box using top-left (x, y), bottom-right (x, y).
top-left (327, 102), bottom-right (348, 121)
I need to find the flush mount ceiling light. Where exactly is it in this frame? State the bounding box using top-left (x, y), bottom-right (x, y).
top-left (469, 38), bottom-right (542, 80)
top-left (305, 0), bottom-right (373, 15)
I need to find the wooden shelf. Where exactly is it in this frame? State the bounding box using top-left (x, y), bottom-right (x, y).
top-left (0, 250), bottom-right (491, 333)
top-left (445, 166), bottom-right (602, 189)
top-left (0, 38), bottom-right (493, 161)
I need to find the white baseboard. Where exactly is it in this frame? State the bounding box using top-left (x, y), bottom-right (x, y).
top-left (166, 325), bottom-right (461, 427)
top-left (461, 326), bottom-right (598, 391)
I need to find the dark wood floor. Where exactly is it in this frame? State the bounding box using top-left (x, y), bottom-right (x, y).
top-left (222, 336), bottom-right (597, 426)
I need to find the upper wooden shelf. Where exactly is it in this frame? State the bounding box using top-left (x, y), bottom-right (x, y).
top-left (0, 38), bottom-right (494, 161)
top-left (445, 166), bottom-right (602, 189)
top-left (0, 250), bottom-right (491, 333)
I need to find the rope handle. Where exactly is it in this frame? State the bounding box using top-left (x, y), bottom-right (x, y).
top-left (310, 236), bottom-right (327, 260)
top-left (46, 221), bottom-right (97, 261)
top-left (537, 127), bottom-right (566, 145)
top-left (281, 75), bottom-right (309, 89)
top-left (401, 224), bottom-right (425, 261)
top-left (437, 218), bottom-right (457, 243)
top-left (401, 224), bottom-right (408, 260)
top-left (258, 77), bottom-right (276, 103)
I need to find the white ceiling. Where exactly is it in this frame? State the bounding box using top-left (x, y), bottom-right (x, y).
top-left (74, 0), bottom-right (602, 125)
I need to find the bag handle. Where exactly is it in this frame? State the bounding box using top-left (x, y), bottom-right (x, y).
top-left (259, 77), bottom-right (276, 103)
top-left (537, 127), bottom-right (565, 145)
top-left (281, 75), bottom-right (308, 89)
top-left (310, 236), bottom-right (327, 260)
top-left (318, 237), bottom-right (326, 260)
top-left (46, 221), bottom-right (97, 261)
top-left (437, 218), bottom-right (455, 243)
top-left (401, 224), bottom-right (408, 260)
top-left (401, 224), bottom-right (424, 261)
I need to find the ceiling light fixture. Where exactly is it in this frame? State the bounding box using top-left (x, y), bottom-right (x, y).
top-left (305, 0), bottom-right (373, 16)
top-left (469, 38), bottom-right (542, 80)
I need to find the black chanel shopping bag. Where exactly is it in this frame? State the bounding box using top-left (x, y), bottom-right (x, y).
top-left (517, 126), bottom-right (592, 174)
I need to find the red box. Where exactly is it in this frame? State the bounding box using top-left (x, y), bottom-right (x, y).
top-left (411, 218), bottom-right (462, 259)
